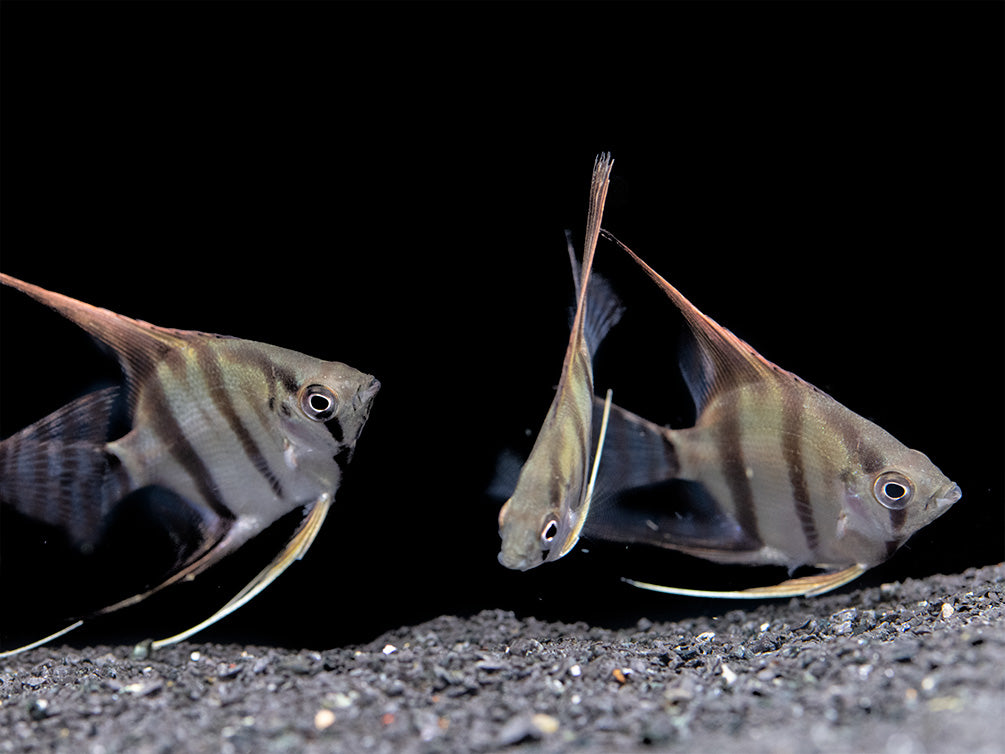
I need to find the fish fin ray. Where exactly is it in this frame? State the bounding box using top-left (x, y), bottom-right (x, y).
top-left (151, 494), bottom-right (333, 648)
top-left (0, 387), bottom-right (121, 546)
top-left (560, 154), bottom-right (614, 377)
top-left (622, 563), bottom-right (868, 599)
top-left (589, 398), bottom-right (680, 492)
top-left (0, 620), bottom-right (85, 658)
top-left (598, 230), bottom-right (778, 415)
top-left (565, 230), bottom-right (625, 358)
top-left (92, 514), bottom-right (235, 617)
top-left (1, 274), bottom-right (192, 409)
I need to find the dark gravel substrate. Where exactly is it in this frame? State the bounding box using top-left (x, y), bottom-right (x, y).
top-left (2, 563), bottom-right (1002, 754)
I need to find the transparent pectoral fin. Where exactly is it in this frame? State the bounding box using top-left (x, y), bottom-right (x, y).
top-left (622, 563), bottom-right (868, 599)
top-left (150, 493), bottom-right (333, 649)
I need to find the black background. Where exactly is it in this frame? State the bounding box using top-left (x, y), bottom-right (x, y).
top-left (1, 1), bottom-right (1001, 649)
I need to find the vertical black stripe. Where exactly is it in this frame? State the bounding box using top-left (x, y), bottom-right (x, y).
top-left (888, 507), bottom-right (908, 533)
top-left (780, 383), bottom-right (820, 554)
top-left (716, 391), bottom-right (760, 543)
top-left (194, 343), bottom-right (285, 499)
top-left (144, 370), bottom-right (233, 521)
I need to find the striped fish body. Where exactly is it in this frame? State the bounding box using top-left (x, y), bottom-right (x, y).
top-left (588, 235), bottom-right (961, 596)
top-left (497, 154), bottom-right (623, 571)
top-left (107, 335), bottom-right (377, 546)
top-left (0, 273), bottom-right (379, 649)
top-left (665, 379), bottom-right (958, 570)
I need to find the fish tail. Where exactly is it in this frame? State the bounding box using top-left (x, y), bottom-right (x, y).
top-left (0, 387), bottom-right (128, 548)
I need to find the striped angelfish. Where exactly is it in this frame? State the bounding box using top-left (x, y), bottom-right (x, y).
top-left (497, 153), bottom-right (624, 571)
top-left (0, 273), bottom-right (379, 652)
top-left (586, 233), bottom-right (961, 597)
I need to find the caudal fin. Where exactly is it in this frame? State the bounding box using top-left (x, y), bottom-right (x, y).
top-left (0, 387), bottom-right (123, 548)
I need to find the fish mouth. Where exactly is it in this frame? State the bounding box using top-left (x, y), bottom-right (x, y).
top-left (934, 482), bottom-right (962, 511)
top-left (497, 549), bottom-right (539, 572)
top-left (352, 377), bottom-right (381, 410)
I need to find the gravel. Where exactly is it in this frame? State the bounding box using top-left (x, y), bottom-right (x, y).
top-left (2, 563), bottom-right (1002, 754)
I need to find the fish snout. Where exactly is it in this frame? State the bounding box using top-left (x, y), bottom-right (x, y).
top-left (353, 377), bottom-right (381, 410)
top-left (934, 482), bottom-right (962, 511)
top-left (497, 548), bottom-right (536, 572)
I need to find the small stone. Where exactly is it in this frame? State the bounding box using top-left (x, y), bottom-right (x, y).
top-left (382, 644), bottom-right (397, 655)
top-left (531, 713), bottom-right (560, 735)
top-left (314, 709), bottom-right (336, 730)
top-left (721, 663), bottom-right (738, 685)
top-left (940, 603), bottom-right (954, 619)
top-left (27, 698), bottom-right (50, 721)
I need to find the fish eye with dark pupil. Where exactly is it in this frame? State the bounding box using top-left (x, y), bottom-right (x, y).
top-left (873, 471), bottom-right (914, 510)
top-left (541, 519), bottom-right (559, 545)
top-left (299, 385), bottom-right (338, 422)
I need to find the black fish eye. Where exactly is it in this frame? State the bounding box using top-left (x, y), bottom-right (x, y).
top-left (873, 471), bottom-right (914, 510)
top-left (299, 384), bottom-right (338, 422)
top-left (541, 518), bottom-right (559, 545)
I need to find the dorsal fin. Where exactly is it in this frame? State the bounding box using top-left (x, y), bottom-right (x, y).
top-left (557, 154), bottom-right (615, 382)
top-left (599, 231), bottom-right (781, 415)
top-left (565, 231), bottom-right (625, 359)
top-left (1, 274), bottom-right (191, 410)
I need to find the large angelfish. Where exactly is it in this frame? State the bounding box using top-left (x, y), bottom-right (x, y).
top-left (497, 153), bottom-right (623, 571)
top-left (0, 273), bottom-right (379, 653)
top-left (588, 232), bottom-right (961, 597)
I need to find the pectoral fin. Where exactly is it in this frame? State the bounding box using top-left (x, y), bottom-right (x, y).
top-left (150, 493), bottom-right (333, 648)
top-left (623, 563), bottom-right (868, 599)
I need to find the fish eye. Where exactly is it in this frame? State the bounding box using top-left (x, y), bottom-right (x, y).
top-left (299, 384), bottom-right (338, 422)
top-left (873, 471), bottom-right (914, 510)
top-left (541, 518), bottom-right (559, 545)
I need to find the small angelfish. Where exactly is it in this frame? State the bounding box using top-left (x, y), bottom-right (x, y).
top-left (497, 153), bottom-right (624, 571)
top-left (587, 232), bottom-right (961, 598)
top-left (0, 273), bottom-right (379, 653)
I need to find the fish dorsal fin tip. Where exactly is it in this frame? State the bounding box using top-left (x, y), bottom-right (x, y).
top-left (2, 273), bottom-right (190, 403)
top-left (569, 154), bottom-right (615, 339)
top-left (597, 231), bottom-right (774, 415)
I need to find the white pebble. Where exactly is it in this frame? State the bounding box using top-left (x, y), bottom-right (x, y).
top-left (721, 663), bottom-right (738, 685)
top-left (314, 709), bottom-right (336, 730)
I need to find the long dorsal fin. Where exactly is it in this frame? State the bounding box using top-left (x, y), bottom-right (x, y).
top-left (1, 273), bottom-right (191, 410)
top-left (622, 563), bottom-right (868, 599)
top-left (598, 230), bottom-right (784, 415)
top-left (555, 153), bottom-right (615, 389)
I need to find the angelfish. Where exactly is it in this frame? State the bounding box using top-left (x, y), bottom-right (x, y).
top-left (497, 153), bottom-right (624, 570)
top-left (587, 232), bottom-right (961, 598)
top-left (0, 273), bottom-right (379, 653)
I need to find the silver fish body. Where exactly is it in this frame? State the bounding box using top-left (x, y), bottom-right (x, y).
top-left (585, 233), bottom-right (961, 597)
top-left (497, 154), bottom-right (623, 571)
top-left (0, 273), bottom-right (379, 650)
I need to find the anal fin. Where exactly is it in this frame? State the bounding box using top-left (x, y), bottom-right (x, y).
top-left (150, 493), bottom-right (333, 648)
top-left (623, 563), bottom-right (868, 599)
